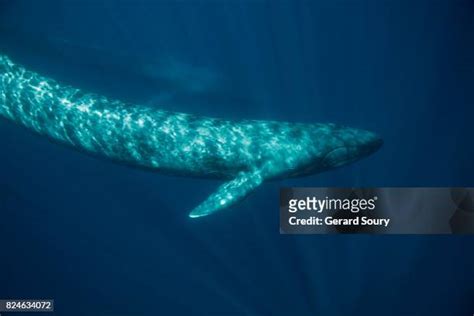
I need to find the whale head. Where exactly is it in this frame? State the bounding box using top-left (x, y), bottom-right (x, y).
top-left (318, 125), bottom-right (383, 169)
top-left (277, 124), bottom-right (383, 178)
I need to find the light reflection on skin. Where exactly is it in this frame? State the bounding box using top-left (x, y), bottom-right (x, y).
top-left (0, 54), bottom-right (382, 218)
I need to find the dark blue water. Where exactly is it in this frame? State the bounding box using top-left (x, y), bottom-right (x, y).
top-left (1, 1), bottom-right (474, 315)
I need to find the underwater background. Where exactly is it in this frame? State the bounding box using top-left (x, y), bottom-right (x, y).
top-left (0, 0), bottom-right (473, 315)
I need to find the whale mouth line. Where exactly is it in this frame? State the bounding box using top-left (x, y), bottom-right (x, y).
top-left (322, 146), bottom-right (358, 168)
top-left (322, 138), bottom-right (383, 168)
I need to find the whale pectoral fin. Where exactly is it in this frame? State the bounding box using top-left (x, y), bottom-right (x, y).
top-left (188, 170), bottom-right (263, 218)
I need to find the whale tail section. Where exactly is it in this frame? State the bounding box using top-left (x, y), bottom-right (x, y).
top-left (189, 170), bottom-right (263, 218)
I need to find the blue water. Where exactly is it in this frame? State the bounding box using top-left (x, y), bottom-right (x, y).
top-left (1, 0), bottom-right (474, 315)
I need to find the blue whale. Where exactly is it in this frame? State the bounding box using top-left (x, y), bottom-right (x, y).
top-left (0, 53), bottom-right (382, 218)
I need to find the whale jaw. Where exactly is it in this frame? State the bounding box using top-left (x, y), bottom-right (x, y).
top-left (321, 128), bottom-right (383, 169)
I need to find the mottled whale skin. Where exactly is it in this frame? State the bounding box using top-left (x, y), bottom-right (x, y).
top-left (0, 54), bottom-right (382, 218)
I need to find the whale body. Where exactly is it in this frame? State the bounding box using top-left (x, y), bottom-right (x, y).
top-left (0, 53), bottom-right (382, 218)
